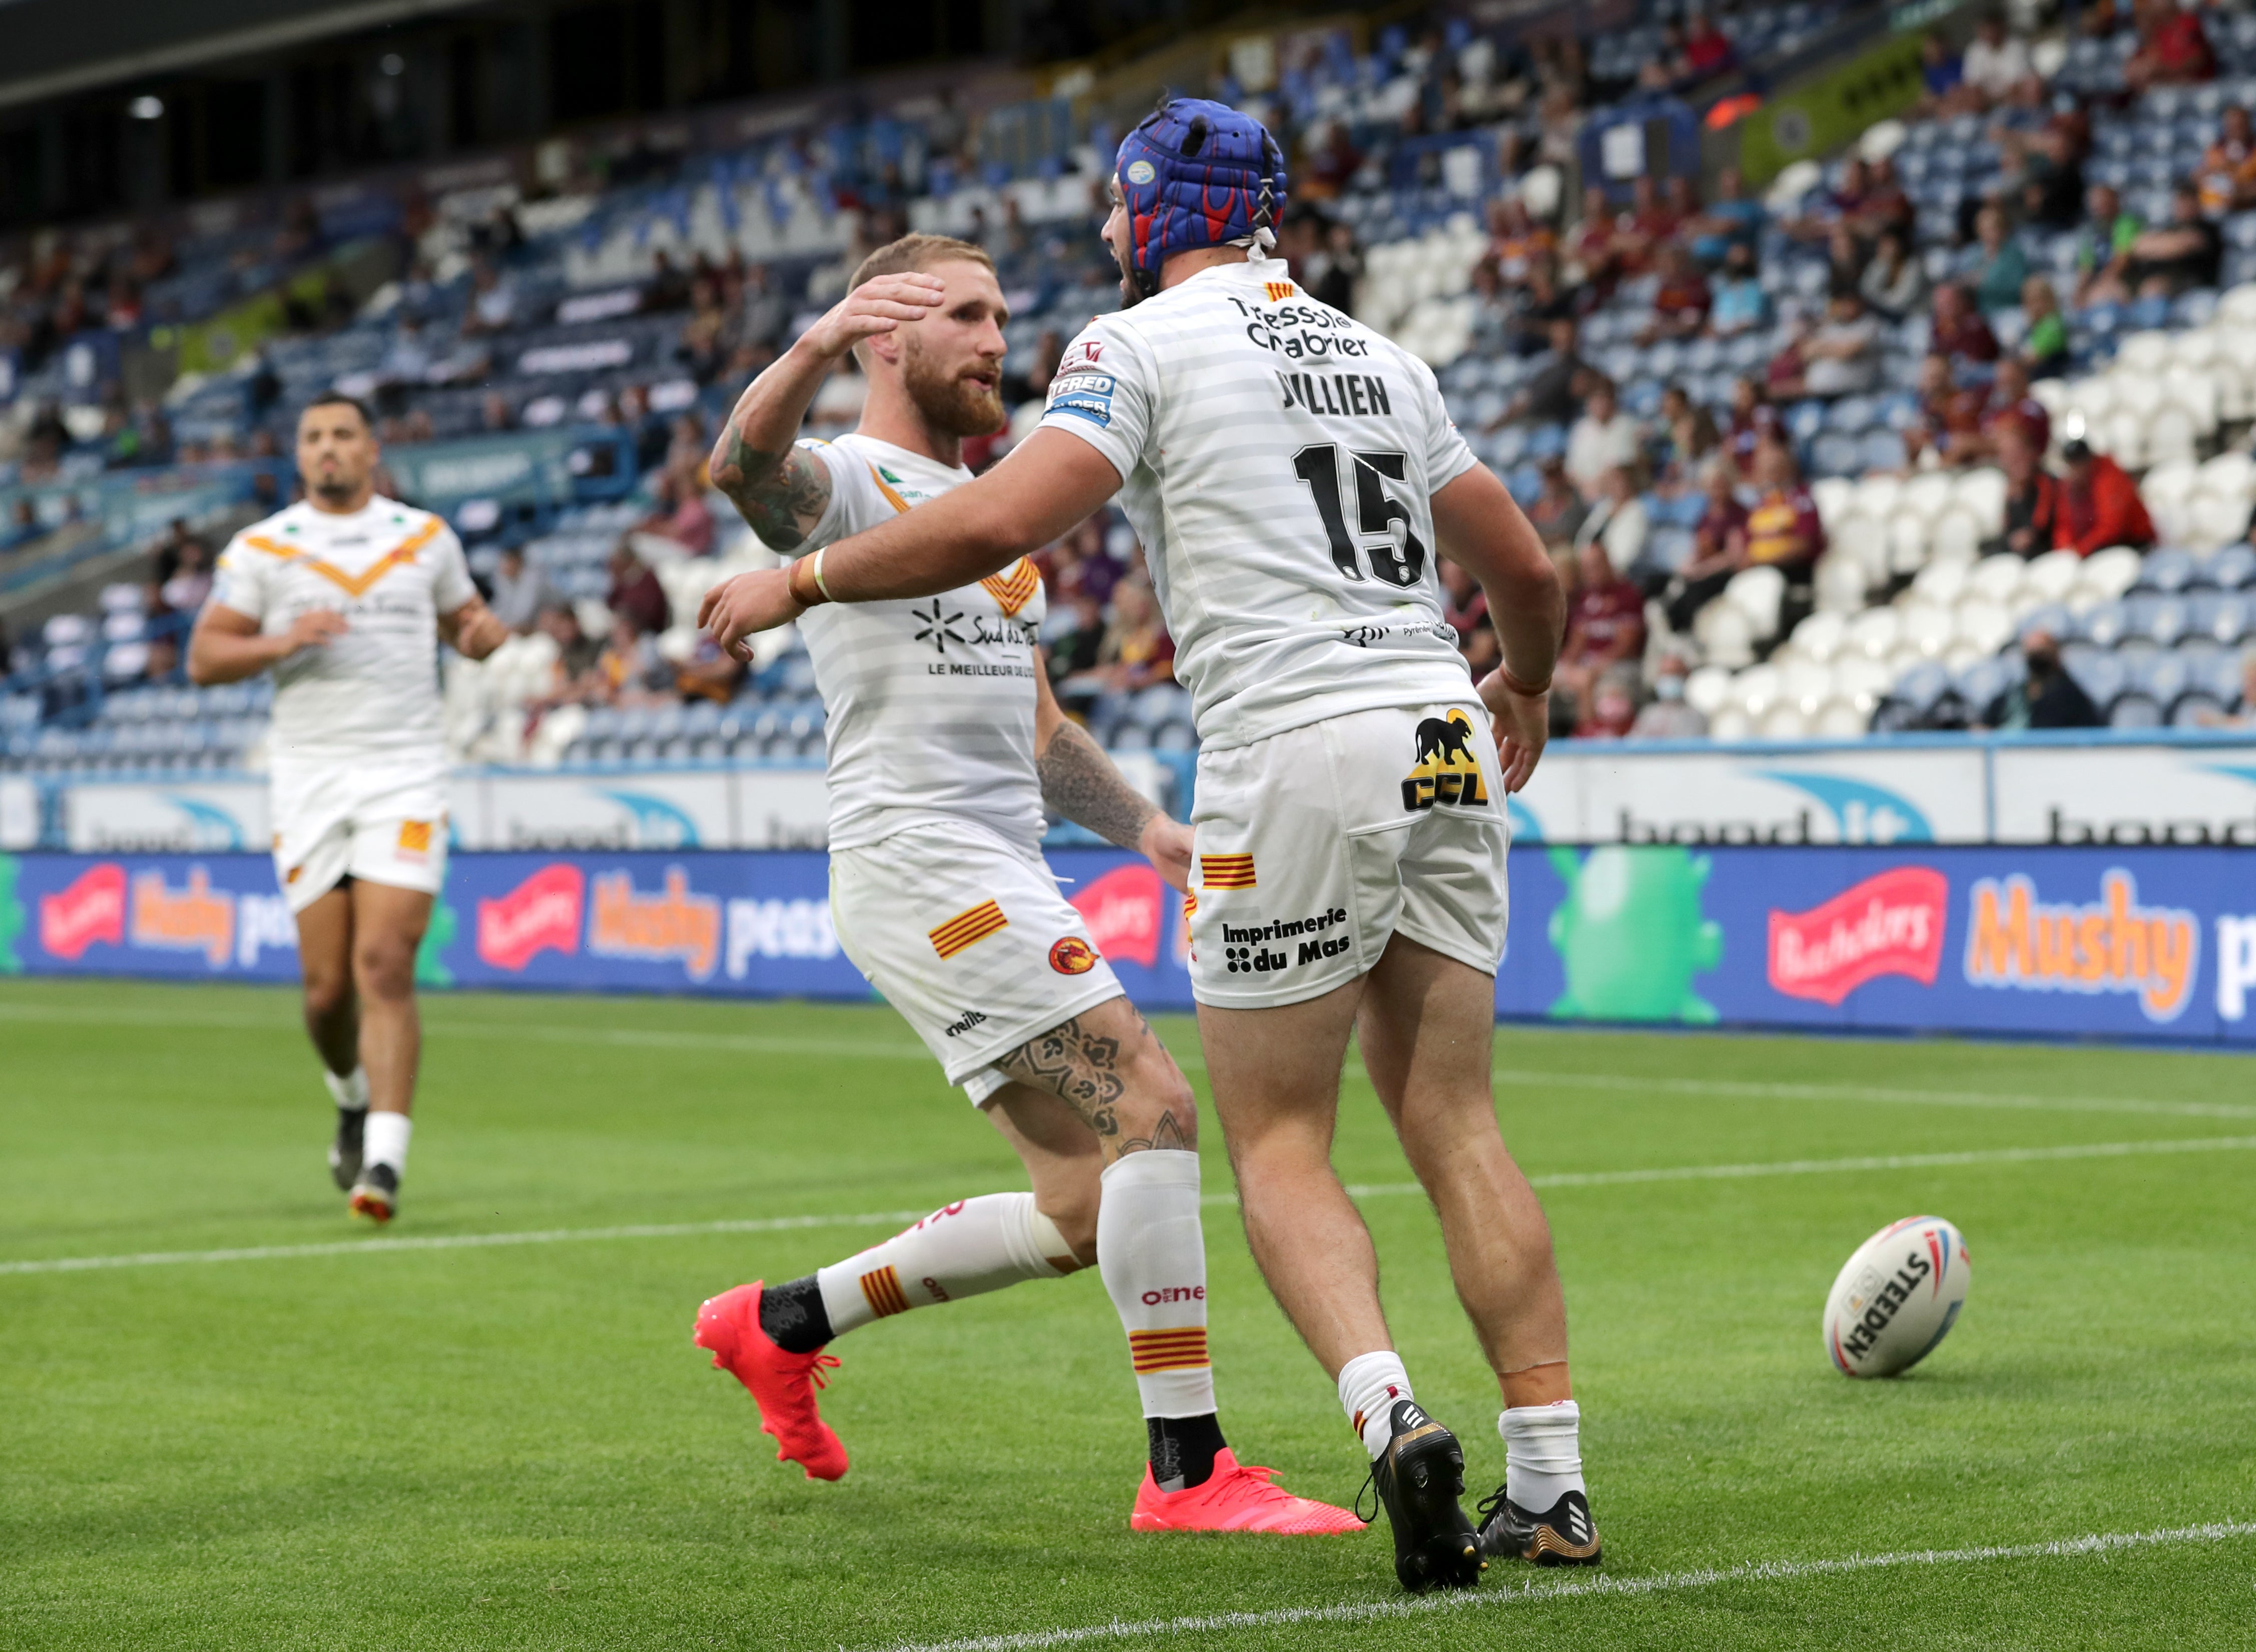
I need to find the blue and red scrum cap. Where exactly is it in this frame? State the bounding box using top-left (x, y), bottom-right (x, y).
top-left (1115, 98), bottom-right (1288, 298)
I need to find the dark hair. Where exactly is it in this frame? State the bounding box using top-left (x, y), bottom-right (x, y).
top-left (300, 391), bottom-right (374, 430)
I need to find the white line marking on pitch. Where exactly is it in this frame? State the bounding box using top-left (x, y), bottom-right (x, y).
top-left (5, 1135), bottom-right (2251, 1279)
top-left (868, 1521), bottom-right (2256, 1652)
top-left (4, 999), bottom-right (2250, 1120)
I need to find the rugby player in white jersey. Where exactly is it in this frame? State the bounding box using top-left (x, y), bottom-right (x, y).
top-left (703, 109), bottom-right (1599, 1589)
top-left (687, 233), bottom-right (1358, 1535)
top-left (189, 393), bottom-right (507, 1223)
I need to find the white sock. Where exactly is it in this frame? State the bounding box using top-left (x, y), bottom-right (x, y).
top-left (1500, 1400), bottom-right (1585, 1510)
top-left (1338, 1350), bottom-right (1414, 1459)
top-left (363, 1110), bottom-right (411, 1178)
top-left (1096, 1150), bottom-right (1217, 1421)
top-left (324, 1066), bottom-right (369, 1111)
top-left (815, 1193), bottom-right (1077, 1336)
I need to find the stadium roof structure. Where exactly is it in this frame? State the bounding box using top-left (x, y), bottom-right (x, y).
top-left (0, 0), bottom-right (483, 113)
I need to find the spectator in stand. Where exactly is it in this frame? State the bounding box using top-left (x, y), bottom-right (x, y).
top-left (1566, 382), bottom-right (1642, 501)
top-left (606, 540), bottom-right (671, 635)
top-left (1045, 589), bottom-right (1109, 716)
top-left (4, 497), bottom-right (42, 548)
top-left (1742, 438), bottom-right (1825, 575)
top-left (1576, 464), bottom-right (1652, 589)
top-left (1492, 315), bottom-right (1592, 428)
top-left (672, 630), bottom-right (746, 704)
top-left (1685, 167), bottom-right (1765, 265)
top-left (1970, 204), bottom-right (2030, 316)
top-left (2056, 438), bottom-right (2155, 555)
top-left (531, 602), bottom-right (601, 698)
top-left (1524, 454), bottom-right (1590, 552)
top-left (1642, 244), bottom-right (1712, 342)
top-left (1576, 666), bottom-right (1642, 740)
top-left (590, 614), bottom-right (671, 706)
top-left (1485, 196), bottom-right (1557, 283)
top-left (1959, 14), bottom-right (2034, 108)
top-left (1992, 421), bottom-right (2062, 557)
top-left (459, 259), bottom-right (519, 337)
top-left (1773, 290), bottom-right (1882, 400)
top-left (2074, 182), bottom-right (2143, 305)
top-left (1555, 537), bottom-right (1647, 713)
top-left (1502, 255), bottom-right (1578, 356)
top-left (639, 465), bottom-right (714, 557)
top-left (1725, 374), bottom-right (1783, 474)
top-left (1629, 652), bottom-right (1707, 738)
top-left (1438, 561), bottom-right (1501, 676)
top-left (2108, 181), bottom-right (2223, 301)
top-left (1787, 155), bottom-right (1871, 243)
top-left (487, 543), bottom-right (556, 635)
top-left (1090, 577), bottom-right (1176, 716)
top-left (1824, 223), bottom-right (1864, 299)
top-left (1652, 385), bottom-right (1721, 483)
top-left (1851, 155), bottom-right (1914, 244)
top-left (1976, 357), bottom-right (2050, 459)
top-left (1861, 228), bottom-right (1930, 321)
top-left (1568, 184), bottom-right (1624, 294)
top-left (1707, 241), bottom-right (1771, 336)
top-left (2197, 105), bottom-right (2256, 216)
top-left (1618, 175), bottom-right (1681, 275)
top-left (1918, 32), bottom-right (1965, 111)
top-left (2125, 0), bottom-right (2215, 92)
top-left (1931, 282), bottom-right (2000, 365)
top-left (159, 540), bottom-right (213, 615)
top-left (2020, 276), bottom-right (2070, 376)
top-left (1982, 629), bottom-right (2102, 729)
top-left (1903, 352), bottom-right (1986, 468)
top-left (1682, 12), bottom-right (1737, 80)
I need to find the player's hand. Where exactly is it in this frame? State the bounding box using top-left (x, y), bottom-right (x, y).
top-left (1139, 816), bottom-right (1195, 893)
top-left (283, 609), bottom-right (349, 653)
top-left (700, 568), bottom-right (804, 660)
top-left (1478, 669), bottom-right (1548, 794)
top-left (797, 274), bottom-right (946, 362)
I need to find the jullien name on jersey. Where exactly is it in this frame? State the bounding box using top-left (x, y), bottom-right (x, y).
top-left (1276, 370), bottom-right (1395, 420)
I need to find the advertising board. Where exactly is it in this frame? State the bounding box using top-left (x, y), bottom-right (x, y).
top-left (4, 845), bottom-right (2252, 1047)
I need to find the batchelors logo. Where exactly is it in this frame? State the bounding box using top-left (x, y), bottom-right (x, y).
top-left (477, 864), bottom-right (586, 970)
top-left (1768, 867), bottom-right (1948, 1005)
top-left (40, 863), bottom-right (126, 960)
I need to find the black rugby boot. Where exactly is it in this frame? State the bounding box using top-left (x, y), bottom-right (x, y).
top-left (328, 1106), bottom-right (366, 1192)
top-left (1365, 1399), bottom-right (1484, 1592)
top-left (1475, 1484), bottom-right (1602, 1567)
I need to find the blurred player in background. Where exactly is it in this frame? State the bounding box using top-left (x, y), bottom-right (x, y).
top-left (703, 107), bottom-right (1598, 1590)
top-left (189, 393), bottom-right (507, 1223)
top-left (689, 234), bottom-right (1360, 1535)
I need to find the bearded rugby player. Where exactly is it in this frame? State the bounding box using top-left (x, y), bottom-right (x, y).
top-left (689, 233), bottom-right (1360, 1535)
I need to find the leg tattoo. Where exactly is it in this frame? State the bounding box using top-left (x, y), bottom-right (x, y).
top-left (997, 1017), bottom-right (1126, 1139)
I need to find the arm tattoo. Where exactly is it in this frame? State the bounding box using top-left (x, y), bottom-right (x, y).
top-left (996, 1015), bottom-right (1126, 1137)
top-left (1036, 718), bottom-right (1160, 851)
top-left (710, 422), bottom-right (832, 551)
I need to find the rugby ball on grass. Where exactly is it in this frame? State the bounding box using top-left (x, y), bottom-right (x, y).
top-left (1823, 1215), bottom-right (1970, 1377)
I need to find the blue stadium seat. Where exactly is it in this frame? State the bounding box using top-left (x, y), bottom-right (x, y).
top-left (2135, 548), bottom-right (2196, 594)
top-left (2205, 544), bottom-right (2256, 591)
top-left (2079, 600), bottom-right (2130, 649)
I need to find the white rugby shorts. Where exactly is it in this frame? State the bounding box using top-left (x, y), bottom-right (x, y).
top-left (1186, 701), bottom-right (1509, 1009)
top-left (270, 755), bottom-right (450, 914)
top-left (829, 821), bottom-right (1125, 1103)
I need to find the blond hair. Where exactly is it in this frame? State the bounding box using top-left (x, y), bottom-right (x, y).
top-left (848, 233), bottom-right (994, 292)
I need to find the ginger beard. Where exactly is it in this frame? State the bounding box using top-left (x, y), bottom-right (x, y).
top-left (900, 328), bottom-right (1006, 438)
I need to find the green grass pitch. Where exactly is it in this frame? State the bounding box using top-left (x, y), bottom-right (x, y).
top-left (3, 977), bottom-right (2253, 1650)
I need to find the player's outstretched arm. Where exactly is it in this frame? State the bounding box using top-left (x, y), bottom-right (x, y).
top-left (1034, 667), bottom-right (1193, 891)
top-left (438, 595), bottom-right (510, 662)
top-left (702, 429), bottom-right (1123, 654)
top-left (708, 273), bottom-right (946, 550)
top-left (1431, 463), bottom-right (1565, 795)
top-left (187, 604), bottom-right (347, 686)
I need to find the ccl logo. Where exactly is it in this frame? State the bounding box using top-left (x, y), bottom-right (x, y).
top-left (1401, 709), bottom-right (1490, 812)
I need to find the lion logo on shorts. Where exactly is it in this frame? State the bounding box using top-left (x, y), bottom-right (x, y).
top-left (1402, 710), bottom-right (1489, 812)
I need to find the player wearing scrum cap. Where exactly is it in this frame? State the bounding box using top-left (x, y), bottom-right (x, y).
top-left (702, 105), bottom-right (1601, 1590)
top-left (686, 233), bottom-right (1359, 1536)
top-left (189, 393), bottom-right (509, 1223)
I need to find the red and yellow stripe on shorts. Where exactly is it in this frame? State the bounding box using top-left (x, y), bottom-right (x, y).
top-left (929, 899), bottom-right (1008, 959)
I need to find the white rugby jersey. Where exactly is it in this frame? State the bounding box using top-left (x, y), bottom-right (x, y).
top-left (793, 433), bottom-right (1047, 853)
top-left (1037, 255), bottom-right (1481, 750)
top-left (210, 496), bottom-right (475, 767)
